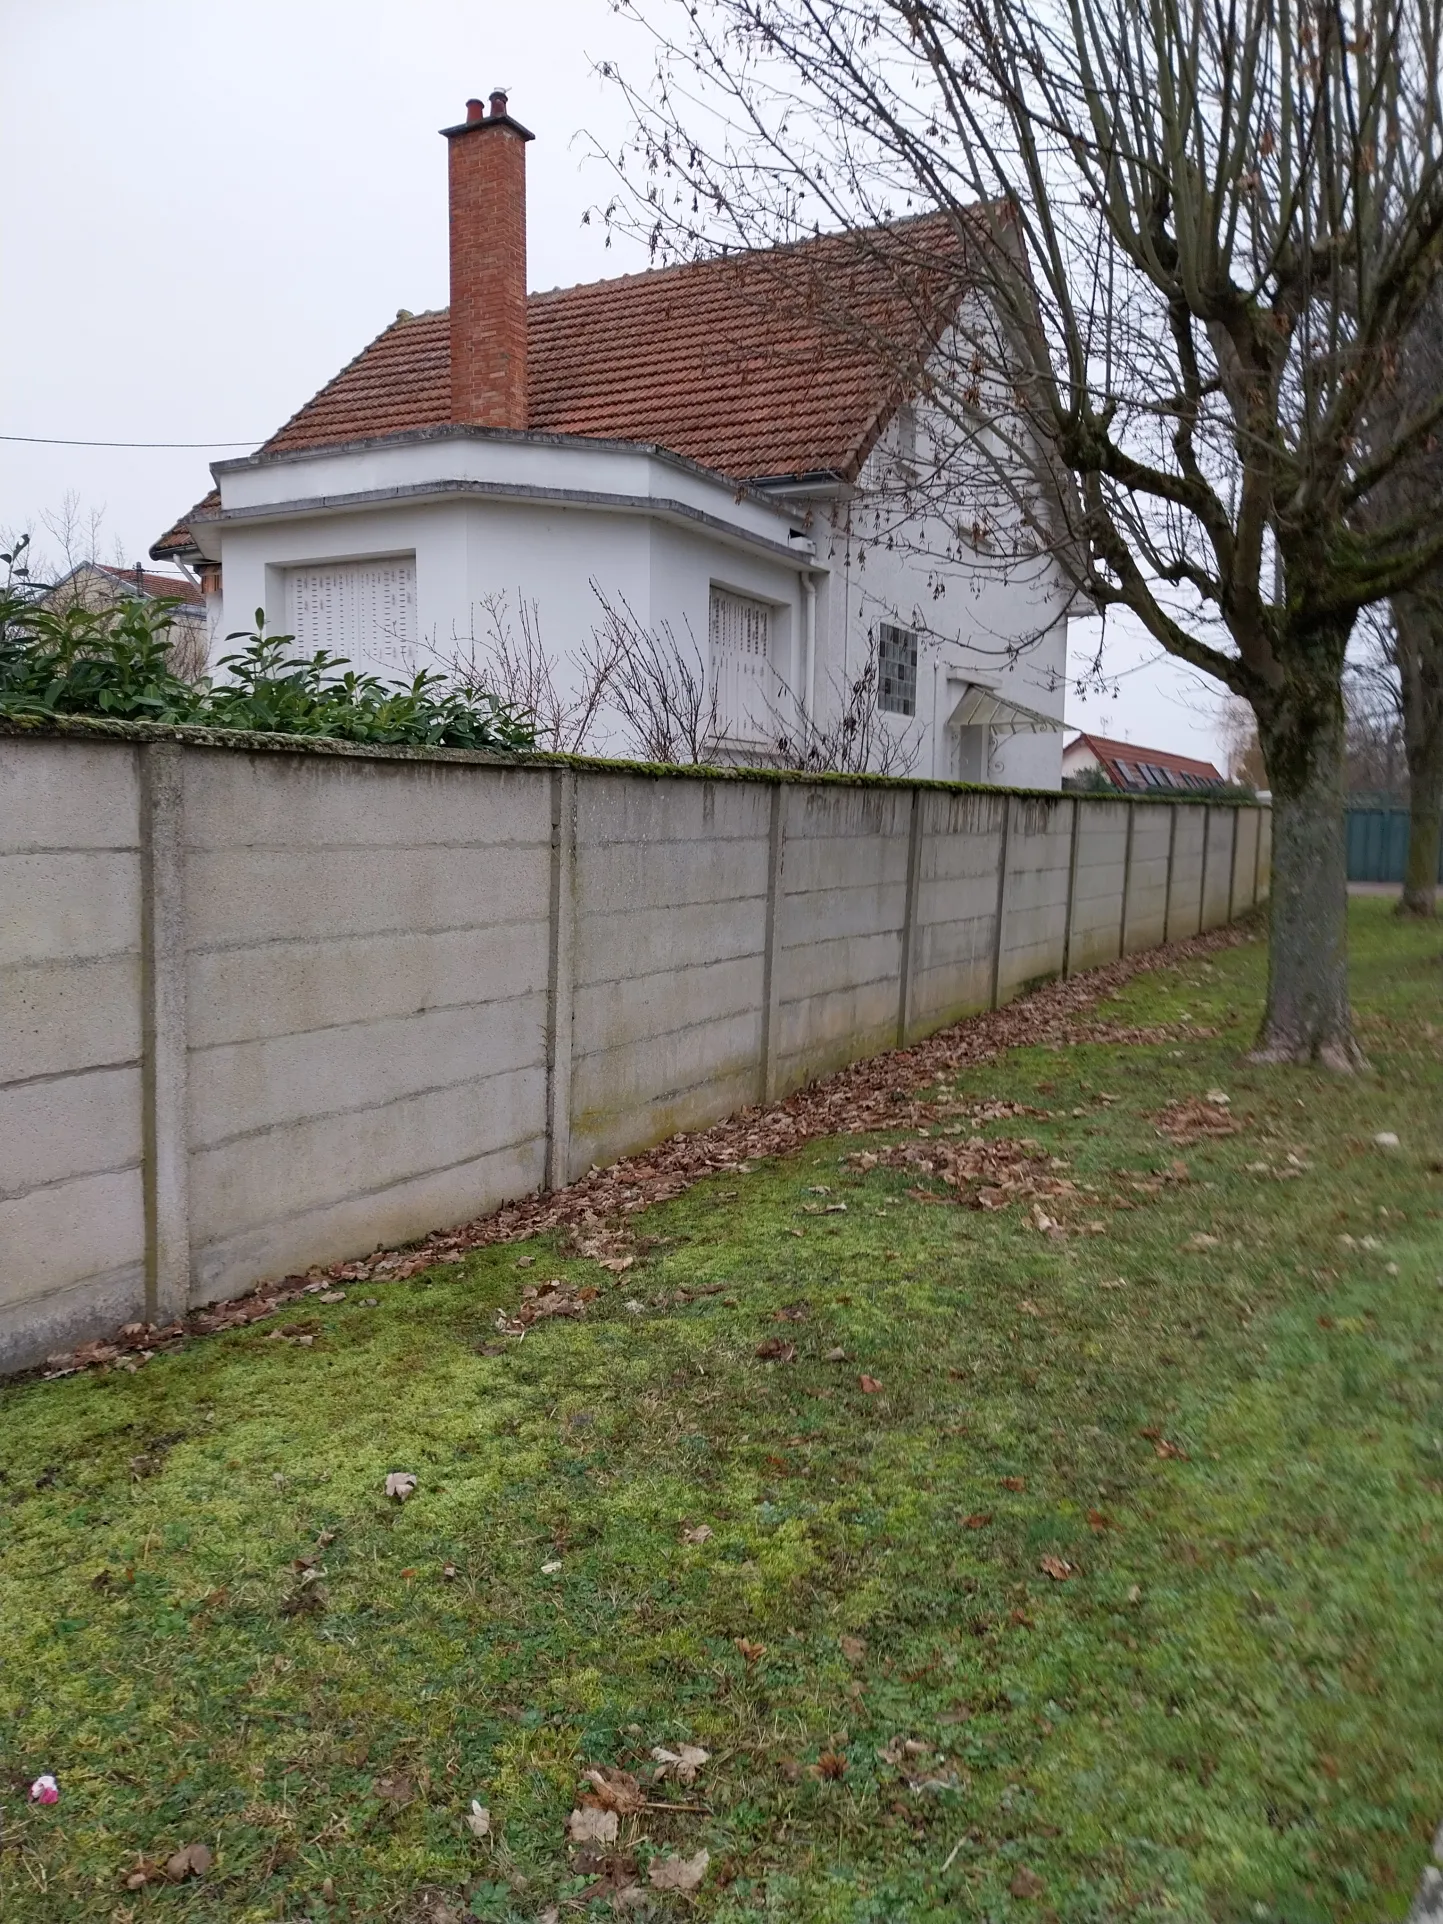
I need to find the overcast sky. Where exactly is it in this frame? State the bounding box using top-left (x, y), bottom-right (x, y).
top-left (0, 0), bottom-right (1229, 764)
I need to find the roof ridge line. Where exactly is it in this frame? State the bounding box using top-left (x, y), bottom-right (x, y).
top-left (526, 207), bottom-right (961, 306)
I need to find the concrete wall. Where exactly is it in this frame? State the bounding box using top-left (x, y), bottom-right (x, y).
top-left (908, 789), bottom-right (1008, 1031)
top-left (0, 743), bottom-right (146, 1367)
top-left (1201, 807), bottom-right (1238, 929)
top-left (0, 731), bottom-right (1268, 1373)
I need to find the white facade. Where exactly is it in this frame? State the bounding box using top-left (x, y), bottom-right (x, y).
top-left (201, 412), bottom-right (1070, 785)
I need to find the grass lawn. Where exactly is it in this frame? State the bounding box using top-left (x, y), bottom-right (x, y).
top-left (2, 898), bottom-right (1442, 1924)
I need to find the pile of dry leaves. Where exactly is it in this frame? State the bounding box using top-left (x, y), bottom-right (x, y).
top-left (562, 1746), bottom-right (714, 1906)
top-left (39, 919), bottom-right (1250, 1381)
top-left (1152, 1089), bottom-right (1242, 1144)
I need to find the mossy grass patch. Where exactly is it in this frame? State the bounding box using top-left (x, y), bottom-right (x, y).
top-left (1, 897), bottom-right (1440, 1921)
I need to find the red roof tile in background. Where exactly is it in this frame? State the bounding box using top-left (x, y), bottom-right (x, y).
top-left (93, 562), bottom-right (204, 605)
top-left (1067, 731), bottom-right (1223, 787)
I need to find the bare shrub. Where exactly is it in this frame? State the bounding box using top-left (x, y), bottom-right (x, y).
top-left (435, 591), bottom-right (619, 754)
top-left (759, 639), bottom-right (921, 777)
top-left (591, 585), bottom-right (721, 765)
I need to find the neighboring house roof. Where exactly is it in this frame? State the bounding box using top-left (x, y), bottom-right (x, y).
top-left (152, 216), bottom-right (965, 562)
top-left (1065, 732), bottom-right (1223, 790)
top-left (47, 560), bottom-right (204, 606)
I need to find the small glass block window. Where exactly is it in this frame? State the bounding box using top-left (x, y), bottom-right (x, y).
top-left (878, 623), bottom-right (918, 716)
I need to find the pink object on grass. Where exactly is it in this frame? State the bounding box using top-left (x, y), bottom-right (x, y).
top-left (29, 1774), bottom-right (59, 1804)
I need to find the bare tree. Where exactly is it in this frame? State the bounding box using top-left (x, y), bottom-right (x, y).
top-left (1341, 622), bottom-right (1409, 794)
top-left (1358, 287), bottom-right (1443, 914)
top-left (436, 591), bottom-right (620, 754)
top-left (592, 586), bottom-right (722, 764)
top-left (1390, 590), bottom-right (1443, 911)
top-left (599, 0), bottom-right (1443, 1065)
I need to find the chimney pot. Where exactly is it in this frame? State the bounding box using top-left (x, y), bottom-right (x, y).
top-left (489, 88), bottom-right (508, 118)
top-left (465, 97), bottom-right (485, 123)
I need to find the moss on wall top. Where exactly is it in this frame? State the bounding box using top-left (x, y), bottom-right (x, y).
top-left (0, 712), bottom-right (1262, 808)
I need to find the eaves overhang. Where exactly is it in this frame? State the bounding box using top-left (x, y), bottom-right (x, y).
top-left (199, 476), bottom-right (823, 571)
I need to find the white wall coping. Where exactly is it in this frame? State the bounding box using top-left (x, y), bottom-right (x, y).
top-left (206, 429), bottom-right (821, 570)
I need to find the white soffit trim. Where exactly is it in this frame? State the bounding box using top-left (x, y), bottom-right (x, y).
top-left (945, 680), bottom-right (1061, 734)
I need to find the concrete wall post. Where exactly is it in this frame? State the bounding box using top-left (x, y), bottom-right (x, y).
top-left (1118, 802), bottom-right (1137, 957)
top-left (759, 782), bottom-right (788, 1104)
top-left (139, 743), bottom-right (190, 1324)
top-left (896, 787), bottom-right (924, 1047)
top-left (1061, 795), bottom-right (1082, 979)
top-left (544, 769), bottom-right (577, 1190)
top-left (1163, 803), bottom-right (1179, 944)
top-left (1227, 804), bottom-right (1242, 919)
top-left (990, 793), bottom-right (1014, 1009)
top-left (1197, 804), bottom-right (1212, 930)
top-left (1251, 807), bottom-right (1263, 906)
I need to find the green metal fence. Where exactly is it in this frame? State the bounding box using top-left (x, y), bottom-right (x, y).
top-left (1345, 805), bottom-right (1443, 883)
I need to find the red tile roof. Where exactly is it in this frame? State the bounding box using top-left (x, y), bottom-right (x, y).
top-left (153, 217), bottom-right (964, 559)
top-left (1066, 732), bottom-right (1223, 789)
top-left (151, 493), bottom-right (219, 559)
top-left (93, 562), bottom-right (204, 605)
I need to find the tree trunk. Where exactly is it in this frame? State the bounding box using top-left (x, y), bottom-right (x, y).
top-left (1393, 590), bottom-right (1443, 918)
top-left (1252, 679), bottom-right (1366, 1070)
top-left (1402, 740), bottom-right (1443, 916)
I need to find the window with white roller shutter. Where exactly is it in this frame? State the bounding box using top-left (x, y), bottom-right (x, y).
top-left (284, 556), bottom-right (417, 675)
top-left (708, 587), bottom-right (773, 740)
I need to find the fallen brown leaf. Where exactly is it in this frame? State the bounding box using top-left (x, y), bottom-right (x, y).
top-left (814, 1749), bottom-right (848, 1780)
top-left (163, 1839), bottom-right (217, 1890)
top-left (963, 1512), bottom-right (993, 1529)
top-left (755, 1337), bottom-right (797, 1362)
top-left (1039, 1555), bottom-right (1074, 1581)
top-left (858, 1375), bottom-right (883, 1393)
top-left (373, 1773), bottom-right (414, 1806)
top-left (1000, 1476), bottom-right (1026, 1491)
top-left (581, 1766), bottom-right (647, 1815)
top-left (567, 1804), bottom-right (620, 1845)
top-left (734, 1637), bottom-right (767, 1663)
top-left (838, 1634), bottom-right (867, 1663)
top-left (648, 1849), bottom-right (710, 1893)
top-left (651, 1743), bottom-right (710, 1785)
top-left (464, 1800), bottom-right (490, 1838)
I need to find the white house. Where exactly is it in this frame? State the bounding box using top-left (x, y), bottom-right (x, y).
top-left (153, 91), bottom-right (1075, 785)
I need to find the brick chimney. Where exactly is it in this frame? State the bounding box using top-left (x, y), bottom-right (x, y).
top-left (441, 91), bottom-right (533, 430)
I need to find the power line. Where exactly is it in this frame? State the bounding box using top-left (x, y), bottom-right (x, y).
top-left (2, 432), bottom-right (258, 449)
